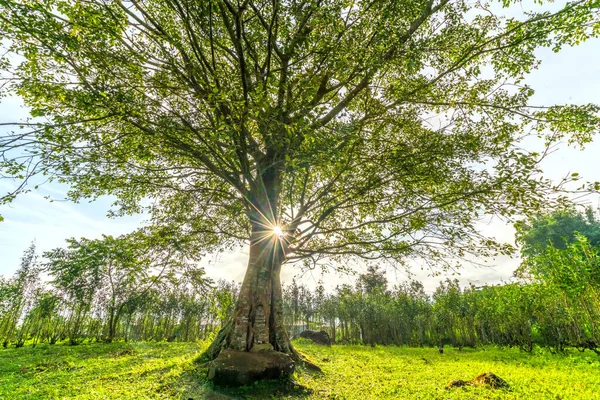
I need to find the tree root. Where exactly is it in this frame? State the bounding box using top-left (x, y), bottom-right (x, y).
top-left (295, 351), bottom-right (322, 373)
top-left (201, 319), bottom-right (322, 377)
top-left (299, 358), bottom-right (322, 373)
top-left (200, 321), bottom-right (233, 362)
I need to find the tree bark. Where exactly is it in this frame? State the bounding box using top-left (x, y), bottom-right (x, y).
top-left (204, 222), bottom-right (298, 361)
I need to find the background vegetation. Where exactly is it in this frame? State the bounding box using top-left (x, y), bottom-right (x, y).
top-left (1, 208), bottom-right (600, 356)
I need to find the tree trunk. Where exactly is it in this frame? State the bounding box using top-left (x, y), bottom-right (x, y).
top-left (107, 308), bottom-right (115, 343)
top-left (204, 223), bottom-right (298, 361)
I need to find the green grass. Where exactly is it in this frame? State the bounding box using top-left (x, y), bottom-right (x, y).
top-left (1, 340), bottom-right (599, 399)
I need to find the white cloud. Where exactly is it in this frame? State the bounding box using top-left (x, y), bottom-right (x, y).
top-left (0, 186), bottom-right (144, 275)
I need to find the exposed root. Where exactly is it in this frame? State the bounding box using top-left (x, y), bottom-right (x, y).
top-left (201, 320), bottom-right (306, 367)
top-left (299, 358), bottom-right (322, 373)
top-left (294, 351), bottom-right (322, 373)
top-left (200, 321), bottom-right (233, 362)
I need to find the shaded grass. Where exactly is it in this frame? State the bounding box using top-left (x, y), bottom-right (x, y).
top-left (0, 342), bottom-right (209, 399)
top-left (0, 340), bottom-right (599, 399)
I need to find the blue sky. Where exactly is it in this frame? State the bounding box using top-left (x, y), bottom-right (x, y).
top-left (1, 14), bottom-right (600, 293)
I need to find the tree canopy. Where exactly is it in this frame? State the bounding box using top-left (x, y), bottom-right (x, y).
top-left (515, 207), bottom-right (600, 283)
top-left (1, 0), bottom-right (599, 267)
top-left (516, 207), bottom-right (600, 256)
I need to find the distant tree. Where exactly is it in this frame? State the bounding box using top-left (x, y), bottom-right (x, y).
top-left (44, 231), bottom-right (199, 343)
top-left (211, 280), bottom-right (239, 325)
top-left (357, 266), bottom-right (388, 295)
top-left (0, 277), bottom-right (20, 347)
top-left (284, 279), bottom-right (301, 329)
top-left (0, 242), bottom-right (40, 347)
top-left (516, 209), bottom-right (600, 352)
top-left (0, 278), bottom-right (13, 317)
top-left (299, 284), bottom-right (314, 330)
top-left (432, 279), bottom-right (463, 347)
top-left (515, 208), bottom-right (600, 278)
top-left (516, 207), bottom-right (600, 255)
top-left (18, 289), bottom-right (61, 346)
top-left (2, 0), bottom-right (600, 374)
top-left (519, 237), bottom-right (600, 352)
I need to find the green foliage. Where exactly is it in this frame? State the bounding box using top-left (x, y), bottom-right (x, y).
top-left (0, 239), bottom-right (222, 348)
top-left (42, 232), bottom-right (206, 344)
top-left (521, 236), bottom-right (600, 352)
top-left (1, 0), bottom-right (599, 266)
top-left (283, 267), bottom-right (600, 353)
top-left (515, 206), bottom-right (600, 285)
top-left (0, 242), bottom-right (40, 348)
top-left (516, 207), bottom-right (600, 260)
top-left (514, 209), bottom-right (600, 352)
top-left (0, 341), bottom-right (598, 399)
top-left (2, 239), bottom-right (599, 354)
top-left (534, 235), bottom-right (600, 291)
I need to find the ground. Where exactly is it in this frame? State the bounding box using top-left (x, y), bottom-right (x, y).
top-left (0, 340), bottom-right (599, 399)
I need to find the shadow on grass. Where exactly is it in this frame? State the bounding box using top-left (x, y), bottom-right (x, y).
top-left (172, 360), bottom-right (316, 400)
top-left (0, 342), bottom-right (318, 399)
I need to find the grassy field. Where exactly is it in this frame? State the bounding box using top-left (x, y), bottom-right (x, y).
top-left (0, 340), bottom-right (599, 399)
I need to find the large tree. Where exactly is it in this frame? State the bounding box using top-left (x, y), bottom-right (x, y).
top-left (1, 0), bottom-right (600, 374)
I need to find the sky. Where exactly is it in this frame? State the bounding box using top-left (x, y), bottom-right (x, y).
top-left (1, 6), bottom-right (600, 293)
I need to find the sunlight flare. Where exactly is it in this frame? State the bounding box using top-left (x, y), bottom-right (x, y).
top-left (273, 225), bottom-right (284, 237)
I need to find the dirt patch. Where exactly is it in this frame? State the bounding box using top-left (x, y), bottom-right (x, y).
top-left (446, 379), bottom-right (468, 388)
top-left (117, 348), bottom-right (135, 357)
top-left (446, 372), bottom-right (509, 390)
top-left (471, 372), bottom-right (509, 388)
